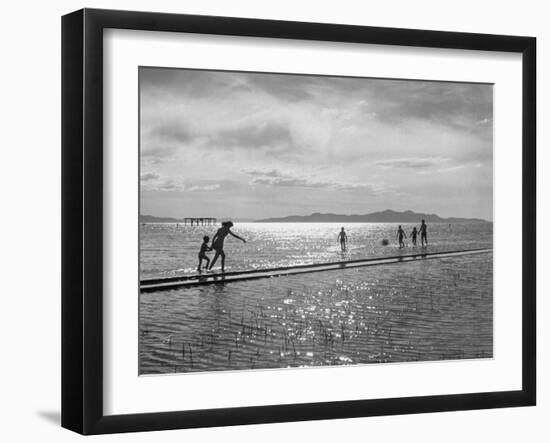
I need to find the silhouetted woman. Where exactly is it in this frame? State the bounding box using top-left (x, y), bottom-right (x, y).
top-left (208, 221), bottom-right (246, 273)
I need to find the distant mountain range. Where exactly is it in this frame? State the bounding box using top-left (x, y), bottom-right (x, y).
top-left (256, 210), bottom-right (489, 223)
top-left (140, 210), bottom-right (489, 224)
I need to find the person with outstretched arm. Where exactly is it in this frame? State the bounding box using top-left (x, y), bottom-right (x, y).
top-left (208, 221), bottom-right (246, 273)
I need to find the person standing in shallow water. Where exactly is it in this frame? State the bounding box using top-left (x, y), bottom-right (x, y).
top-left (197, 236), bottom-right (211, 272)
top-left (208, 221), bottom-right (246, 273)
top-left (337, 227), bottom-right (348, 252)
top-left (410, 226), bottom-right (418, 246)
top-left (420, 219), bottom-right (428, 247)
top-left (396, 225), bottom-right (407, 248)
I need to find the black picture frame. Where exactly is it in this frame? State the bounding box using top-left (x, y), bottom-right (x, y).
top-left (61, 8), bottom-right (536, 435)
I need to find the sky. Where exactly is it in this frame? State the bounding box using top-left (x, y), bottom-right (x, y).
top-left (140, 67), bottom-right (493, 221)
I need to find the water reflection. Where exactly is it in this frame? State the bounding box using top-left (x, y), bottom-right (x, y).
top-left (139, 253), bottom-right (493, 374)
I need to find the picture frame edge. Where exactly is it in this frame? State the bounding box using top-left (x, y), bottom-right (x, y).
top-left (61, 8), bottom-right (537, 435)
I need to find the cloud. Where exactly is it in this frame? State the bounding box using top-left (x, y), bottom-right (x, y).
top-left (140, 124), bottom-right (195, 161)
top-left (139, 67), bottom-right (493, 219)
top-left (141, 144), bottom-right (179, 159)
top-left (187, 184), bottom-right (221, 192)
top-left (141, 177), bottom-right (221, 193)
top-left (141, 172), bottom-right (159, 181)
top-left (246, 74), bottom-right (317, 102)
top-left (368, 81), bottom-right (493, 130)
top-left (156, 178), bottom-right (185, 192)
top-left (376, 157), bottom-right (449, 169)
top-left (148, 124), bottom-right (193, 144)
top-left (207, 121), bottom-right (293, 151)
top-left (244, 169), bottom-right (373, 192)
top-left (140, 68), bottom-right (242, 100)
top-left (244, 169), bottom-right (283, 178)
top-left (142, 118), bottom-right (296, 160)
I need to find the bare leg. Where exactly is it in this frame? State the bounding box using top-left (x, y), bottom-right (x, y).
top-left (220, 251), bottom-right (226, 273)
top-left (197, 257), bottom-right (203, 272)
top-left (209, 251), bottom-right (220, 269)
top-left (203, 256), bottom-right (210, 270)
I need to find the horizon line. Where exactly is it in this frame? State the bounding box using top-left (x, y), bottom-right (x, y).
top-left (140, 210), bottom-right (492, 223)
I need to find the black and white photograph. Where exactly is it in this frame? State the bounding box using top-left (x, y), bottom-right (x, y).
top-left (138, 67), bottom-right (494, 375)
top-left (1, 0), bottom-right (545, 439)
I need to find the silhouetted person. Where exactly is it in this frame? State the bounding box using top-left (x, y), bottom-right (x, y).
top-left (396, 225), bottom-right (407, 248)
top-left (420, 219), bottom-right (428, 247)
top-left (337, 227), bottom-right (348, 252)
top-left (410, 227), bottom-right (418, 246)
top-left (197, 236), bottom-right (211, 272)
top-left (208, 221), bottom-right (246, 273)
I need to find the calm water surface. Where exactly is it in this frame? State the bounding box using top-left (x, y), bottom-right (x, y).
top-left (139, 222), bottom-right (493, 374)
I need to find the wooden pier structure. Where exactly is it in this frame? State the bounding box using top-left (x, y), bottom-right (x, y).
top-left (182, 217), bottom-right (217, 226)
top-left (140, 247), bottom-right (492, 293)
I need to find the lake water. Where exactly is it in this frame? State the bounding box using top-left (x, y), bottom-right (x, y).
top-left (140, 222), bottom-right (492, 277)
top-left (139, 222), bottom-right (493, 374)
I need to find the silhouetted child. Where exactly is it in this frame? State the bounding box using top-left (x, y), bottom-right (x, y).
top-left (337, 227), bottom-right (348, 252)
top-left (420, 219), bottom-right (428, 247)
top-left (396, 225), bottom-right (407, 248)
top-left (410, 227), bottom-right (418, 246)
top-left (197, 236), bottom-right (211, 272)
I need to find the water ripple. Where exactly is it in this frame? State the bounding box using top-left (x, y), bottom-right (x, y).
top-left (139, 253), bottom-right (493, 374)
